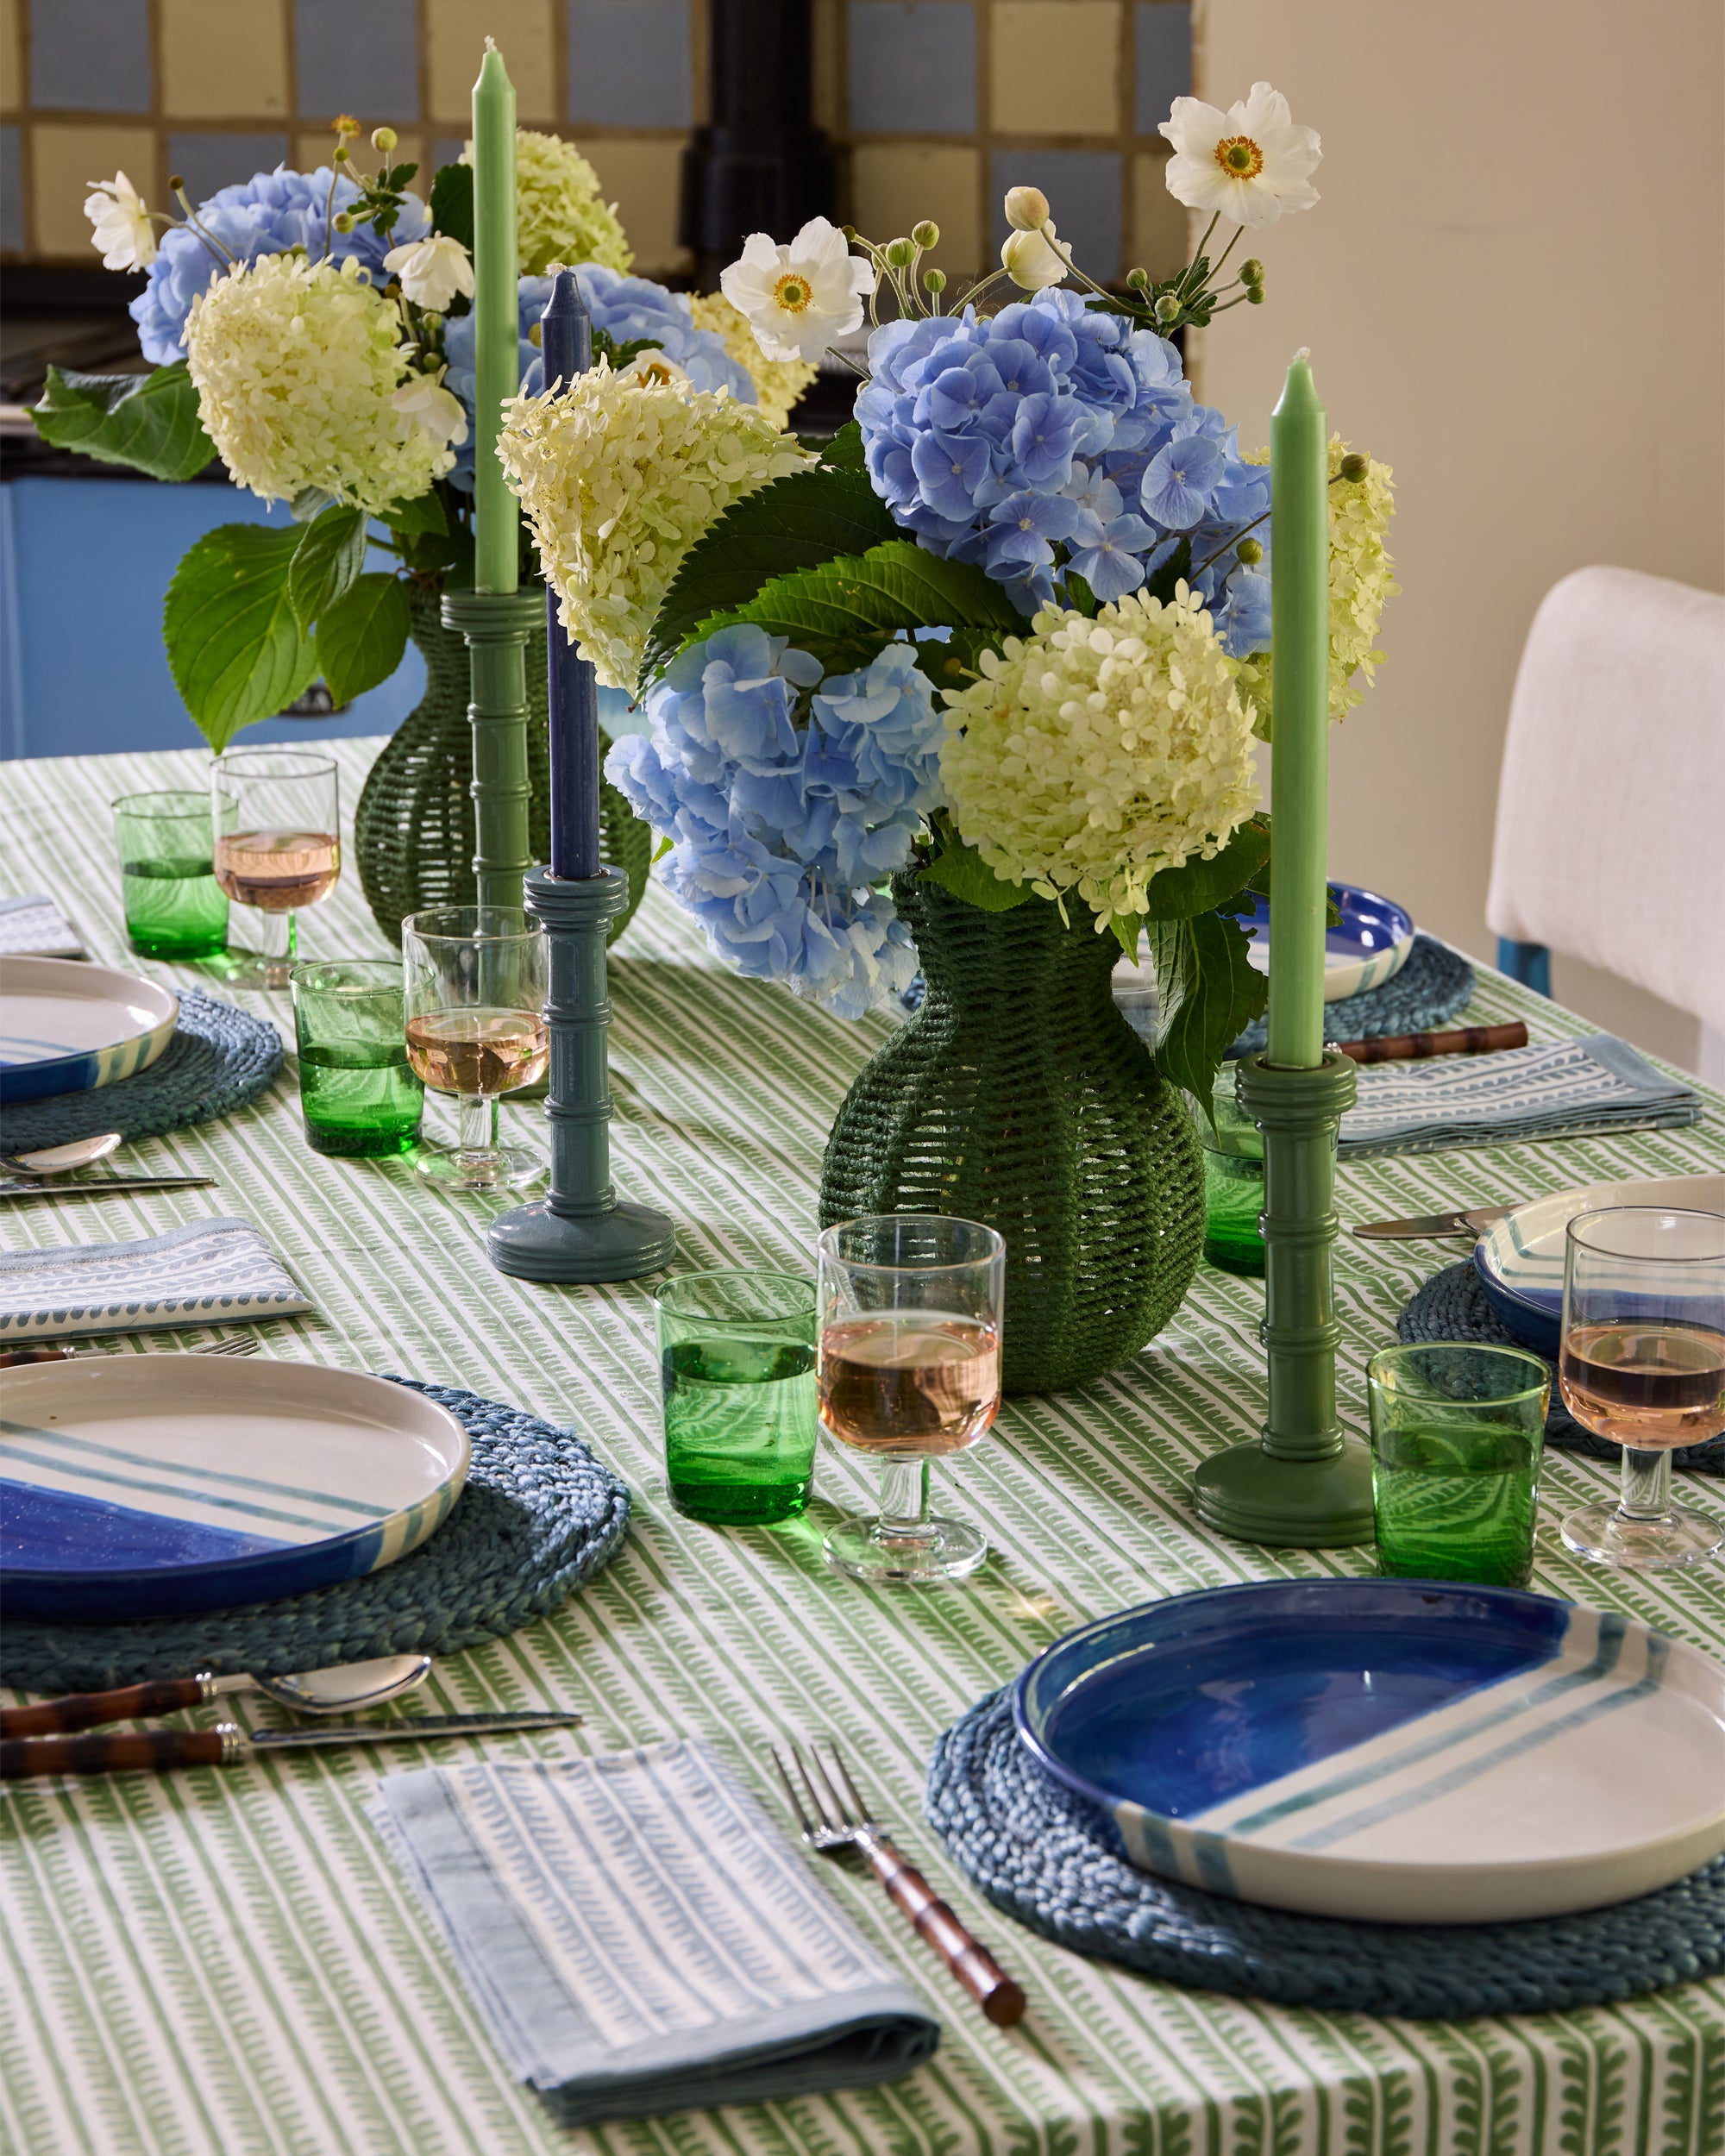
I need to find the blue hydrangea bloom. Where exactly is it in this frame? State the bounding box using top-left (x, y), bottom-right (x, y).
top-left (605, 625), bottom-right (943, 1017)
top-left (131, 167), bottom-right (429, 366)
top-left (442, 265), bottom-right (755, 488)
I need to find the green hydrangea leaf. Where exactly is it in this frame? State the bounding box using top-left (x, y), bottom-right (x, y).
top-left (32, 362), bottom-right (215, 482)
top-left (429, 163), bottom-right (474, 256)
top-left (917, 818), bottom-right (1032, 912)
top-left (382, 488), bottom-right (448, 536)
top-left (287, 505), bottom-right (367, 633)
top-left (315, 571), bottom-right (411, 707)
top-left (163, 523), bottom-right (319, 753)
top-left (1139, 814), bottom-right (1272, 920)
top-left (1149, 907), bottom-right (1268, 1107)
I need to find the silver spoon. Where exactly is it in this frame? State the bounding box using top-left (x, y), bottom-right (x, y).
top-left (0, 1654), bottom-right (436, 1739)
top-left (1, 1132), bottom-right (124, 1175)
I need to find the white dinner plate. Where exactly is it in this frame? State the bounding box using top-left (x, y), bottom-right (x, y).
top-left (0, 1357), bottom-right (470, 1620)
top-left (0, 956), bottom-right (179, 1105)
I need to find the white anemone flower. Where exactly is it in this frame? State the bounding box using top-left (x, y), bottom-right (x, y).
top-left (383, 232), bottom-right (475, 311)
top-left (614, 348), bottom-right (692, 392)
top-left (85, 172), bottom-right (157, 270)
top-left (719, 216), bottom-right (874, 363)
top-left (392, 371), bottom-right (468, 450)
top-left (1000, 222), bottom-right (1072, 291)
top-left (1158, 81), bottom-right (1320, 229)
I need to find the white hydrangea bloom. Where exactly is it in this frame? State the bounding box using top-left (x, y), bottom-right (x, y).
top-left (940, 583), bottom-right (1259, 933)
top-left (184, 254), bottom-right (458, 512)
top-left (498, 362), bottom-right (811, 691)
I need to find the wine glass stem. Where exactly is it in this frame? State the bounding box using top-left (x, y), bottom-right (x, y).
top-left (877, 1457), bottom-right (932, 1539)
top-left (1617, 1445), bottom-right (1672, 1523)
top-left (258, 906), bottom-right (293, 986)
top-left (455, 1094), bottom-right (497, 1163)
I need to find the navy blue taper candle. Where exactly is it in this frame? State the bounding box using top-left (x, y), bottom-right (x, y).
top-left (539, 271), bottom-right (602, 881)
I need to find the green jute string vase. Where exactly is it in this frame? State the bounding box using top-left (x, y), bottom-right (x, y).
top-left (819, 874), bottom-right (1206, 1395)
top-left (353, 582), bottom-right (650, 946)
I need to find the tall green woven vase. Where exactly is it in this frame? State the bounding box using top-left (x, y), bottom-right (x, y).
top-left (353, 583), bottom-right (650, 945)
top-left (819, 874), bottom-right (1206, 1395)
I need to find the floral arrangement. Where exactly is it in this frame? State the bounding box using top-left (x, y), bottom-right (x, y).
top-left (40, 122), bottom-right (816, 750)
top-left (496, 81), bottom-right (1396, 1099)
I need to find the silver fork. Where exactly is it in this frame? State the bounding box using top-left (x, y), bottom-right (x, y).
top-left (0, 1335), bottom-right (260, 1367)
top-left (770, 1738), bottom-right (1026, 2026)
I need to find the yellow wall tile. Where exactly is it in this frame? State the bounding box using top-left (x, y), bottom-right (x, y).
top-left (581, 137), bottom-right (687, 276)
top-left (161, 0), bottom-right (288, 118)
top-left (32, 123), bottom-right (157, 255)
top-left (1129, 147), bottom-right (1188, 280)
top-left (991, 1), bottom-right (1120, 137)
top-left (426, 0), bottom-right (556, 126)
top-left (851, 142), bottom-right (980, 279)
top-left (0, 0), bottom-right (21, 111)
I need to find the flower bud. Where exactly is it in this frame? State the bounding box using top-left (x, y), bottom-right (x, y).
top-left (1153, 291), bottom-right (1181, 323)
top-left (1245, 283), bottom-right (1265, 304)
top-left (372, 126), bottom-right (398, 153)
top-left (884, 236), bottom-right (915, 268)
top-left (333, 210), bottom-right (356, 232)
top-left (1003, 185), bottom-right (1051, 232)
top-left (1338, 452), bottom-right (1369, 483)
top-left (333, 145), bottom-right (350, 163)
top-left (1001, 223), bottom-right (1070, 291)
top-left (1239, 257), bottom-right (1264, 285)
top-left (923, 267), bottom-right (947, 291)
top-left (1237, 536), bottom-right (1264, 566)
top-left (168, 173), bottom-right (185, 193)
top-left (911, 220), bottom-right (939, 251)
top-left (1126, 266), bottom-right (1151, 292)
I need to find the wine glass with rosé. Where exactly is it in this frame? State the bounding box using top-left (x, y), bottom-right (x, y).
top-left (210, 747), bottom-right (341, 989)
top-left (1558, 1206), bottom-right (1725, 1570)
top-left (817, 1213), bottom-right (1005, 1585)
top-left (401, 906), bottom-right (548, 1193)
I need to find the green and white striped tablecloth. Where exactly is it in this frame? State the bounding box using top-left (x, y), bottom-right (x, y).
top-left (3, 741), bottom-right (1723, 2156)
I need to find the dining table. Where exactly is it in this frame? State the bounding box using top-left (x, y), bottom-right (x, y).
top-left (3, 736), bottom-right (1723, 2156)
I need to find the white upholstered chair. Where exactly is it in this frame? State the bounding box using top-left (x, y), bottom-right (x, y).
top-left (1485, 566), bottom-right (1725, 1082)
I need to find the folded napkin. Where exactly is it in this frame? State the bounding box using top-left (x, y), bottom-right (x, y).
top-left (0, 1217), bottom-right (313, 1341)
top-left (0, 893), bottom-right (84, 958)
top-left (1338, 1033), bottom-right (1703, 1158)
top-left (370, 1739), bottom-right (940, 2128)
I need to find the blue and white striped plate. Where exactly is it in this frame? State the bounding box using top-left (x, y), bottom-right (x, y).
top-left (0, 1358), bottom-right (469, 1620)
top-left (1016, 1579), bottom-right (1725, 1923)
top-left (1241, 882), bottom-right (1415, 1003)
top-left (0, 956), bottom-right (179, 1105)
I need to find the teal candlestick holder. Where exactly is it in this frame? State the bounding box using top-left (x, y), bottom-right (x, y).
top-left (442, 587), bottom-right (539, 912)
top-left (1191, 1050), bottom-right (1375, 1546)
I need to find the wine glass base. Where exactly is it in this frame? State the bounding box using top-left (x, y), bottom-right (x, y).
top-left (823, 1512), bottom-right (988, 1586)
top-left (1560, 1501), bottom-right (1724, 1570)
top-left (222, 954), bottom-right (293, 990)
top-left (414, 1144), bottom-right (544, 1194)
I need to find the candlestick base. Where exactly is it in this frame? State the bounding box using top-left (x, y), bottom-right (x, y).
top-left (1192, 1436), bottom-right (1375, 1546)
top-left (488, 1196), bottom-right (676, 1283)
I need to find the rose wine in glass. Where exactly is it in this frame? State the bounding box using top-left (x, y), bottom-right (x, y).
top-left (401, 907), bottom-right (548, 1193)
top-left (210, 749), bottom-right (341, 989)
top-left (818, 1214), bottom-right (1006, 1585)
top-left (1558, 1206), bottom-right (1725, 1570)
top-left (403, 1010), bottom-right (549, 1098)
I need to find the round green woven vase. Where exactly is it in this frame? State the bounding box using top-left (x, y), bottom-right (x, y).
top-left (353, 582), bottom-right (650, 946)
top-left (819, 874), bottom-right (1206, 1395)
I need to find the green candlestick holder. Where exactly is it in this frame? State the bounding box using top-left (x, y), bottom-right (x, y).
top-left (1191, 1049), bottom-right (1375, 1546)
top-left (442, 587), bottom-right (540, 912)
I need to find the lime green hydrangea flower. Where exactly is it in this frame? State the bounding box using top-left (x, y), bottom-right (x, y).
top-left (688, 291), bottom-right (818, 430)
top-left (940, 582), bottom-right (1259, 936)
top-left (466, 130), bottom-right (632, 277)
top-left (499, 362), bottom-right (810, 690)
top-left (184, 253), bottom-right (460, 513)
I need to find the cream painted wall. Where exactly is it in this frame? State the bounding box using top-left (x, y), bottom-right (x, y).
top-left (1188, 0), bottom-right (1725, 1071)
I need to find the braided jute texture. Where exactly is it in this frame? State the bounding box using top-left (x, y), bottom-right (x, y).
top-left (820, 876), bottom-right (1204, 1395)
top-left (926, 1688), bottom-right (1725, 2016)
top-left (1399, 1261), bottom-right (1725, 1473)
top-left (0, 1380), bottom-right (631, 1695)
top-left (1230, 933), bottom-right (1474, 1055)
top-left (352, 584), bottom-right (650, 947)
top-left (0, 989), bottom-right (282, 1152)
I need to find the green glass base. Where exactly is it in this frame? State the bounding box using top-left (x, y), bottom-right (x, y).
top-left (486, 1196), bottom-right (676, 1283)
top-left (1192, 1436), bottom-right (1377, 1547)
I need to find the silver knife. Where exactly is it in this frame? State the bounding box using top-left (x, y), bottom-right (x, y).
top-left (1351, 1205), bottom-right (1513, 1242)
top-left (0, 1176), bottom-right (217, 1198)
top-left (1, 1709), bottom-right (582, 1778)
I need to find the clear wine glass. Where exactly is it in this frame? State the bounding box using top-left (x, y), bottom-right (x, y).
top-left (816, 1213), bottom-right (1006, 1586)
top-left (401, 906), bottom-right (548, 1193)
top-left (1558, 1206), bottom-right (1725, 1570)
top-left (210, 748), bottom-right (341, 989)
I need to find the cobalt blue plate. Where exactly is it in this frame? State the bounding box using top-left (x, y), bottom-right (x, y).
top-left (1241, 882), bottom-right (1414, 1003)
top-left (1014, 1578), bottom-right (1725, 1923)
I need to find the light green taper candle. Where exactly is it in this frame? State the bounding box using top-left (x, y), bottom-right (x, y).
top-left (472, 39), bottom-right (519, 595)
top-left (1266, 349), bottom-right (1329, 1069)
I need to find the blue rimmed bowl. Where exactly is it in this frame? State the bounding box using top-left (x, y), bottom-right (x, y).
top-left (1241, 882), bottom-right (1415, 1003)
top-left (0, 956), bottom-right (179, 1106)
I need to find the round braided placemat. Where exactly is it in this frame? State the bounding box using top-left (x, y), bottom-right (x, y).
top-left (0, 989), bottom-right (283, 1153)
top-left (1229, 934), bottom-right (1474, 1056)
top-left (1397, 1263), bottom-right (1725, 1473)
top-left (0, 1380), bottom-right (631, 1695)
top-left (925, 1688), bottom-right (1725, 2017)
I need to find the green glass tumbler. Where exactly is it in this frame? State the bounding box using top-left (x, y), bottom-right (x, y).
top-left (1195, 1070), bottom-right (1266, 1275)
top-left (1367, 1343), bottom-right (1551, 1586)
top-left (656, 1270), bottom-right (819, 1526)
top-left (290, 960), bottom-right (423, 1159)
top-left (112, 791), bottom-right (229, 960)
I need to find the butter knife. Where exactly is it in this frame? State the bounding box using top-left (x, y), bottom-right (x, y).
top-left (1351, 1205), bottom-right (1513, 1242)
top-left (0, 1175), bottom-right (217, 1198)
top-left (1, 1708), bottom-right (580, 1778)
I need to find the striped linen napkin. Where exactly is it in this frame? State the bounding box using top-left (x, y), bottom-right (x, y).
top-left (1337, 1034), bottom-right (1704, 1158)
top-left (0, 893), bottom-right (83, 957)
top-left (0, 1218), bottom-right (313, 1341)
top-left (369, 1738), bottom-right (941, 2128)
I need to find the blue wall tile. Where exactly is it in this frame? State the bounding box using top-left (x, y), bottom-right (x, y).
top-left (168, 134), bottom-right (292, 206)
top-left (849, 2), bottom-right (975, 135)
top-left (30, 0), bottom-right (152, 112)
top-left (1134, 3), bottom-right (1189, 134)
top-left (297, 0), bottom-right (421, 123)
top-left (568, 0), bottom-right (693, 128)
top-left (990, 147), bottom-right (1120, 282)
top-left (430, 138), bottom-right (467, 176)
top-left (0, 129), bottom-right (22, 254)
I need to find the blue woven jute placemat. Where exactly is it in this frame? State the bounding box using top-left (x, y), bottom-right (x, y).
top-left (0, 1380), bottom-right (631, 1695)
top-left (1229, 933), bottom-right (1474, 1057)
top-left (0, 987), bottom-right (283, 1151)
top-left (1398, 1262), bottom-right (1725, 1474)
top-left (925, 1688), bottom-right (1725, 2016)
